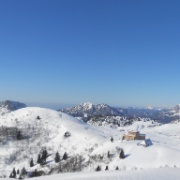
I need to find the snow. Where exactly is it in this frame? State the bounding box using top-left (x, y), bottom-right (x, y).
top-left (1, 168), bottom-right (180, 180)
top-left (0, 107), bottom-right (180, 179)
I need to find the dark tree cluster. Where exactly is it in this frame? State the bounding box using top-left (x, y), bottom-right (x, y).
top-left (9, 168), bottom-right (16, 178)
top-left (0, 126), bottom-right (18, 137)
top-left (37, 149), bottom-right (48, 165)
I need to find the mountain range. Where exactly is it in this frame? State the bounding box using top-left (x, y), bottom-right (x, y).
top-left (60, 102), bottom-right (180, 123)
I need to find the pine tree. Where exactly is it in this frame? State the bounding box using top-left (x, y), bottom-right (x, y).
top-left (12, 168), bottom-right (16, 178)
top-left (9, 173), bottom-right (13, 178)
top-left (41, 149), bottom-right (48, 165)
top-left (36, 116), bottom-right (41, 120)
top-left (37, 154), bottom-right (41, 164)
top-left (55, 152), bottom-right (60, 163)
top-left (96, 165), bottom-right (101, 171)
top-left (107, 151), bottom-right (110, 158)
top-left (21, 167), bottom-right (26, 175)
top-left (110, 137), bottom-right (114, 142)
top-left (19, 167), bottom-right (27, 179)
top-left (116, 166), bottom-right (119, 170)
top-left (17, 169), bottom-right (19, 174)
top-left (17, 130), bottom-right (22, 140)
top-left (42, 149), bottom-right (48, 160)
top-left (30, 158), bottom-right (34, 167)
top-left (105, 166), bottom-right (108, 170)
top-left (119, 149), bottom-right (125, 159)
top-left (63, 152), bottom-right (68, 160)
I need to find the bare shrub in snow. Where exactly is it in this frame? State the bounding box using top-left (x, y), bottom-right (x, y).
top-left (64, 131), bottom-right (71, 137)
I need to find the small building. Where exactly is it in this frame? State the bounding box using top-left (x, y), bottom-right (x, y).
top-left (123, 131), bottom-right (145, 141)
top-left (137, 139), bottom-right (152, 147)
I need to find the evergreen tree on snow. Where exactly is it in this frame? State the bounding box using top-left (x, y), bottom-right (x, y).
top-left (119, 149), bottom-right (125, 159)
top-left (37, 154), bottom-right (41, 164)
top-left (30, 158), bottom-right (34, 167)
top-left (12, 168), bottom-right (16, 178)
top-left (96, 165), bottom-right (101, 171)
top-left (55, 152), bottom-right (60, 163)
top-left (17, 130), bottom-right (22, 140)
top-left (107, 151), bottom-right (110, 158)
top-left (63, 152), bottom-right (68, 160)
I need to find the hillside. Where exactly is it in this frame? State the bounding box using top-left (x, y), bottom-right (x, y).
top-left (2, 168), bottom-right (179, 180)
top-left (0, 107), bottom-right (180, 178)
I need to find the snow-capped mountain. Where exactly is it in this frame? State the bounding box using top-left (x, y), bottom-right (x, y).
top-left (0, 100), bottom-right (26, 115)
top-left (60, 102), bottom-right (122, 117)
top-left (159, 104), bottom-right (180, 123)
top-left (60, 102), bottom-right (180, 123)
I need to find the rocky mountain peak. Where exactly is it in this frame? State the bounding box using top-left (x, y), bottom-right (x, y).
top-left (0, 100), bottom-right (26, 115)
top-left (173, 104), bottom-right (180, 112)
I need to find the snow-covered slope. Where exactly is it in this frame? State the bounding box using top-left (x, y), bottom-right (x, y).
top-left (0, 100), bottom-right (26, 115)
top-left (3, 168), bottom-right (179, 180)
top-left (0, 107), bottom-right (180, 178)
top-left (0, 107), bottom-right (108, 177)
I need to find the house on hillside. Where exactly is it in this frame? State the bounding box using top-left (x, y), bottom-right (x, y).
top-left (137, 139), bottom-right (152, 147)
top-left (122, 131), bottom-right (145, 141)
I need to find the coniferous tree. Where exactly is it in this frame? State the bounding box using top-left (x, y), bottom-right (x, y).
top-left (119, 149), bottom-right (125, 159)
top-left (37, 154), bottom-right (41, 164)
top-left (105, 166), bottom-right (108, 170)
top-left (30, 158), bottom-right (34, 167)
top-left (63, 152), bottom-right (68, 160)
top-left (9, 173), bottom-right (13, 178)
top-left (116, 166), bottom-right (119, 170)
top-left (96, 165), bottom-right (101, 171)
top-left (21, 167), bottom-right (26, 175)
top-left (41, 149), bottom-right (48, 165)
top-left (42, 149), bottom-right (48, 160)
top-left (110, 137), bottom-right (114, 142)
top-left (107, 151), bottom-right (110, 158)
top-left (19, 167), bottom-right (27, 179)
top-left (17, 130), bottom-right (22, 140)
top-left (55, 152), bottom-right (60, 163)
top-left (17, 169), bottom-right (19, 174)
top-left (12, 168), bottom-right (16, 178)
top-left (36, 116), bottom-right (41, 120)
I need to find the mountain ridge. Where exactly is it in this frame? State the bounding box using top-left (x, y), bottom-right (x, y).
top-left (0, 100), bottom-right (26, 115)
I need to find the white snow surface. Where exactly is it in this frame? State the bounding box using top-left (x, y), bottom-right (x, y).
top-left (1, 168), bottom-right (180, 180)
top-left (0, 107), bottom-right (180, 179)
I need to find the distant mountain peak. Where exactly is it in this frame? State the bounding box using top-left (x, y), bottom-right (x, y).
top-left (174, 104), bottom-right (180, 111)
top-left (81, 102), bottom-right (93, 109)
top-left (60, 102), bottom-right (121, 117)
top-left (0, 100), bottom-right (27, 115)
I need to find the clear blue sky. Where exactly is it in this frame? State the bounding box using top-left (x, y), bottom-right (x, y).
top-left (0, 0), bottom-right (180, 108)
